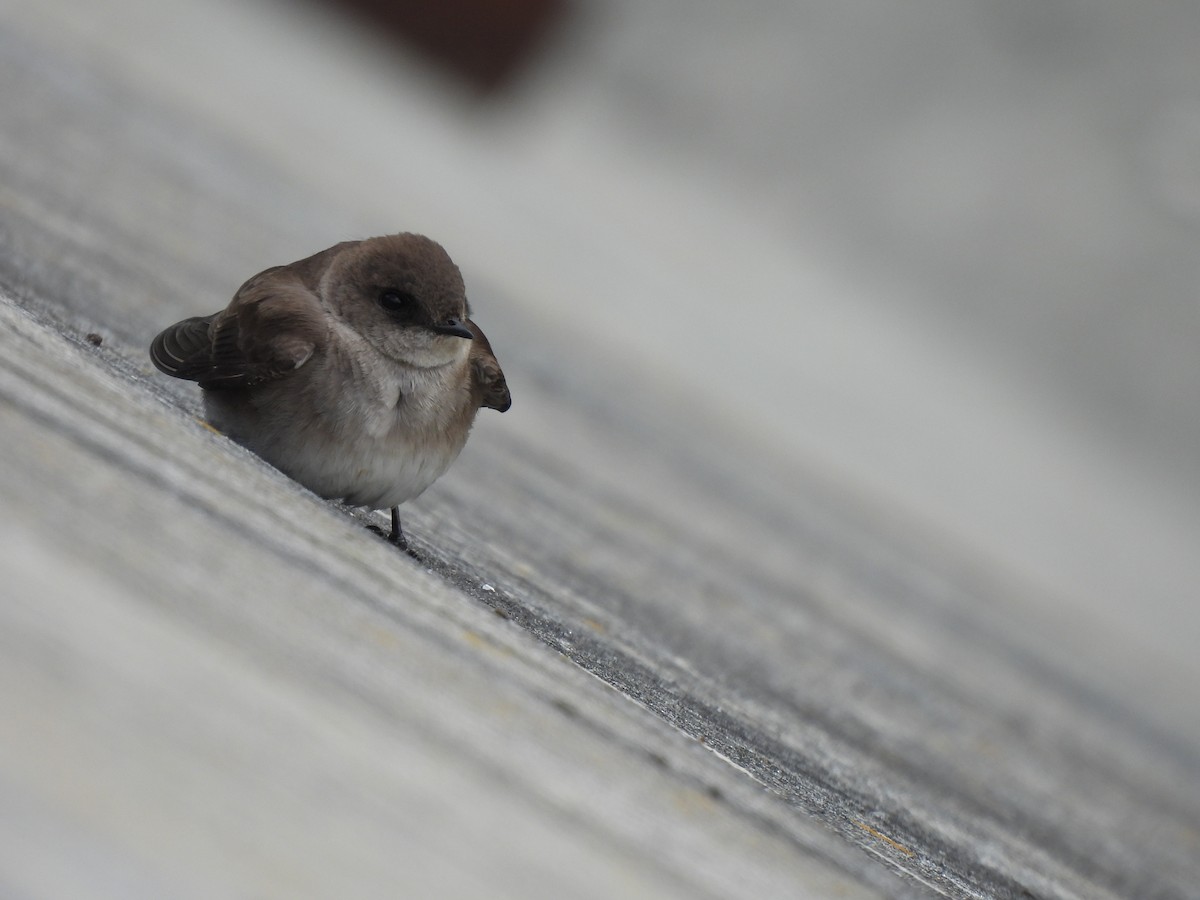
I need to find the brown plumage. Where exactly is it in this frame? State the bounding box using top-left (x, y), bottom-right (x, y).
top-left (151, 233), bottom-right (510, 549)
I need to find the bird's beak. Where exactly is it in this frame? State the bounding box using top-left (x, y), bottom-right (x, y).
top-left (429, 318), bottom-right (474, 339)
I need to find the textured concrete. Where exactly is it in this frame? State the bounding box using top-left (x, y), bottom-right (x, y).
top-left (2, 2), bottom-right (1199, 898)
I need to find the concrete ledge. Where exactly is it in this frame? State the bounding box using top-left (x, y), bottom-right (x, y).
top-left (2, 3), bottom-right (1198, 898)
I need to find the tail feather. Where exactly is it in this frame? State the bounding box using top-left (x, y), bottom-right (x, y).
top-left (149, 314), bottom-right (217, 380)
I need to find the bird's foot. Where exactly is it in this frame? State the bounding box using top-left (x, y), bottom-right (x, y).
top-left (367, 508), bottom-right (419, 558)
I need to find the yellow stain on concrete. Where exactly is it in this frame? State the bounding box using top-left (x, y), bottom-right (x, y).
top-left (854, 820), bottom-right (915, 857)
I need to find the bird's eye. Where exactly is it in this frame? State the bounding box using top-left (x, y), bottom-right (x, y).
top-left (378, 290), bottom-right (417, 315)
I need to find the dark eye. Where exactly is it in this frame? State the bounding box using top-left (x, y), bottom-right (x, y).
top-left (378, 290), bottom-right (417, 315)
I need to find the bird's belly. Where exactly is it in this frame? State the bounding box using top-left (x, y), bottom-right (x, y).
top-left (340, 438), bottom-right (461, 508)
top-left (286, 429), bottom-right (466, 510)
top-left (207, 392), bottom-right (469, 510)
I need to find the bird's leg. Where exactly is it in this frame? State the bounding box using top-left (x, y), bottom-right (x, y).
top-left (366, 506), bottom-right (409, 552)
top-left (387, 506), bottom-right (408, 550)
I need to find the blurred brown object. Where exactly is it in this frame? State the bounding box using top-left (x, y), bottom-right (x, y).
top-left (327, 0), bottom-right (568, 92)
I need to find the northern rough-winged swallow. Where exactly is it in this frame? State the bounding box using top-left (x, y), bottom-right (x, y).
top-left (150, 233), bottom-right (511, 550)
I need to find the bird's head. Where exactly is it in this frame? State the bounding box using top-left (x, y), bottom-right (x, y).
top-left (324, 233), bottom-right (474, 368)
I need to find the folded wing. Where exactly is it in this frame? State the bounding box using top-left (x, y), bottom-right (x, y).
top-left (150, 271), bottom-right (326, 389)
top-left (467, 320), bottom-right (511, 412)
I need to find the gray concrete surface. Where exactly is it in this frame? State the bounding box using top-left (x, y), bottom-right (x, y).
top-left (507, 0), bottom-right (1200, 684)
top-left (16, 0), bottom-right (1200, 675)
top-left (3, 1), bottom-right (1199, 897)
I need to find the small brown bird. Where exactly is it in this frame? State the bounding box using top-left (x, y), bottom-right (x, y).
top-left (150, 233), bottom-right (510, 550)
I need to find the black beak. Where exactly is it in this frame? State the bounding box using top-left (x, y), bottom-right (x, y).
top-left (429, 318), bottom-right (474, 339)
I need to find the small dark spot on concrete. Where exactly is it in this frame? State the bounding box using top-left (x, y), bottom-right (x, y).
top-left (492, 605), bottom-right (511, 620)
top-left (705, 784), bottom-right (723, 801)
top-left (85, 332), bottom-right (103, 346)
top-left (550, 698), bottom-right (579, 719)
top-left (646, 751), bottom-right (669, 769)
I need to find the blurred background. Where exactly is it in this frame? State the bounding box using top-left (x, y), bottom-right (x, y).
top-left (12, 0), bottom-right (1200, 674)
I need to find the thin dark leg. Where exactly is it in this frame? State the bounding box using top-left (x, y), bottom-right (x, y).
top-left (366, 507), bottom-right (410, 552)
top-left (387, 506), bottom-right (408, 550)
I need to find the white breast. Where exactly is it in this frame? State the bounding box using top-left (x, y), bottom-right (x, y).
top-left (205, 345), bottom-right (477, 510)
top-left (314, 412), bottom-right (471, 510)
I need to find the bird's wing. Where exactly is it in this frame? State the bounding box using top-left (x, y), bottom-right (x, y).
top-left (467, 319), bottom-right (511, 412)
top-left (150, 268), bottom-right (327, 389)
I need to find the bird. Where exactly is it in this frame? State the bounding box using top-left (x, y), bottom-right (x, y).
top-left (149, 233), bottom-right (510, 551)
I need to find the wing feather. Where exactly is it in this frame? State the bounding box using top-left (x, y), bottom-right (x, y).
top-left (467, 319), bottom-right (511, 412)
top-left (149, 271), bottom-right (326, 389)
